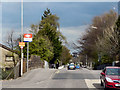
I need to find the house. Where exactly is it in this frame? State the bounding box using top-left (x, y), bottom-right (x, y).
top-left (0, 43), bottom-right (19, 69)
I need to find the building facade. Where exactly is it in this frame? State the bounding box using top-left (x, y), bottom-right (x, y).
top-left (0, 44), bottom-right (19, 68)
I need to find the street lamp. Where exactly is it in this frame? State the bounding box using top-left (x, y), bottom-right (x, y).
top-left (91, 25), bottom-right (102, 68)
top-left (91, 25), bottom-right (97, 29)
top-left (86, 55), bottom-right (87, 67)
top-left (21, 0), bottom-right (24, 76)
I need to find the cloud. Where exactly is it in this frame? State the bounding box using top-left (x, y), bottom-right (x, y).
top-left (1, 27), bottom-right (20, 44)
top-left (0, 24), bottom-right (2, 44)
top-left (61, 25), bottom-right (88, 43)
top-left (60, 25), bottom-right (89, 53)
top-left (1, 26), bottom-right (32, 44)
top-left (2, 28), bottom-right (21, 41)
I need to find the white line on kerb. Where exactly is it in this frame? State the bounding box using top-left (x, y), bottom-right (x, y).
top-left (85, 79), bottom-right (101, 88)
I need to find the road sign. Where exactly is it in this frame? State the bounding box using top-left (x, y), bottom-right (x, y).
top-left (19, 42), bottom-right (25, 47)
top-left (24, 34), bottom-right (32, 42)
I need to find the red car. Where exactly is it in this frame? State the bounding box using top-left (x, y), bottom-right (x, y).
top-left (100, 66), bottom-right (120, 89)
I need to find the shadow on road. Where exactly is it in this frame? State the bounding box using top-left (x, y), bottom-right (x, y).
top-left (92, 83), bottom-right (104, 90)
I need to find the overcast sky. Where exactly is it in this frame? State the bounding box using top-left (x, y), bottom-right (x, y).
top-left (1, 1), bottom-right (118, 53)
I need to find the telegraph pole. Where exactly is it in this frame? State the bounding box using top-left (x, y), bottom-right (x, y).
top-left (86, 55), bottom-right (87, 66)
top-left (21, 0), bottom-right (23, 76)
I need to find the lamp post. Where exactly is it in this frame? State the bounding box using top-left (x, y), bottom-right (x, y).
top-left (86, 55), bottom-right (87, 67)
top-left (21, 0), bottom-right (23, 76)
top-left (91, 25), bottom-right (102, 66)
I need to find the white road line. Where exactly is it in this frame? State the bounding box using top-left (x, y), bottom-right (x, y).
top-left (85, 79), bottom-right (101, 88)
top-left (55, 70), bottom-right (60, 74)
top-left (36, 70), bottom-right (60, 84)
top-left (49, 70), bottom-right (59, 79)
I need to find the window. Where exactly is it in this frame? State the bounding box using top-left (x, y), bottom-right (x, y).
top-left (5, 56), bottom-right (14, 62)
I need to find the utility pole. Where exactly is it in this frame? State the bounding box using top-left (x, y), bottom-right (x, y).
top-left (21, 0), bottom-right (23, 76)
top-left (86, 55), bottom-right (87, 66)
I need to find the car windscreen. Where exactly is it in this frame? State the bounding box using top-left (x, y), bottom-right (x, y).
top-left (106, 68), bottom-right (120, 75)
top-left (69, 64), bottom-right (74, 66)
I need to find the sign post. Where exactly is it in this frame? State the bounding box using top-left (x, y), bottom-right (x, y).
top-left (24, 34), bottom-right (32, 72)
top-left (27, 42), bottom-right (29, 71)
top-left (19, 42), bottom-right (25, 76)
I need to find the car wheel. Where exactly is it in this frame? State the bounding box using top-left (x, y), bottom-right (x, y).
top-left (104, 87), bottom-right (108, 90)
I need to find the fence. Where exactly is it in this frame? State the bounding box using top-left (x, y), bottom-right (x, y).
top-left (2, 55), bottom-right (45, 80)
top-left (1, 61), bottom-right (21, 80)
top-left (13, 61), bottom-right (21, 79)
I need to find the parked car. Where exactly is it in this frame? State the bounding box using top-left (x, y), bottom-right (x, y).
top-left (68, 64), bottom-right (76, 70)
top-left (75, 65), bottom-right (80, 69)
top-left (100, 66), bottom-right (120, 89)
top-left (82, 65), bottom-right (87, 68)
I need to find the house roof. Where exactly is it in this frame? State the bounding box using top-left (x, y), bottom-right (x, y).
top-left (0, 43), bottom-right (18, 54)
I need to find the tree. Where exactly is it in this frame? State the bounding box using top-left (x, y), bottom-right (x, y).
top-left (38, 8), bottom-right (64, 64)
top-left (77, 10), bottom-right (117, 66)
top-left (114, 15), bottom-right (120, 61)
top-left (5, 30), bottom-right (17, 66)
top-left (23, 8), bottom-right (67, 64)
top-left (6, 30), bottom-right (15, 50)
top-left (24, 35), bottom-right (54, 62)
top-left (14, 35), bottom-right (21, 56)
top-left (60, 46), bottom-right (72, 65)
top-left (30, 24), bottom-right (39, 36)
top-left (96, 25), bottom-right (119, 61)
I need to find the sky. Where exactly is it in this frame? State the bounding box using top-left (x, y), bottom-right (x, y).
top-left (1, 1), bottom-right (118, 53)
top-left (1, 0), bottom-right (120, 2)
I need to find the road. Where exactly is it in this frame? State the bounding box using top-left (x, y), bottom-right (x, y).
top-left (2, 67), bottom-right (103, 89)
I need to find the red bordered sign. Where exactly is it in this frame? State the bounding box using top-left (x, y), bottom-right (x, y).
top-left (24, 34), bottom-right (32, 42)
top-left (19, 42), bottom-right (25, 47)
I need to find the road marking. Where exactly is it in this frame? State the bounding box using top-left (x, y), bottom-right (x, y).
top-left (85, 79), bottom-right (103, 89)
top-left (49, 70), bottom-right (60, 79)
top-left (55, 70), bottom-right (60, 74)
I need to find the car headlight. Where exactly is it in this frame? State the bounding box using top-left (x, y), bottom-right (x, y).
top-left (106, 77), bottom-right (113, 82)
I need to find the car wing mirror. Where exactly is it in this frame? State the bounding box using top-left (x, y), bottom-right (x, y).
top-left (101, 72), bottom-right (105, 76)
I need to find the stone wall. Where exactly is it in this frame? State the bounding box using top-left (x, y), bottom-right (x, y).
top-left (0, 46), bottom-right (19, 68)
top-left (28, 55), bottom-right (44, 70)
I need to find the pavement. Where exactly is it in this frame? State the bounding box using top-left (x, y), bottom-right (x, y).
top-left (2, 68), bottom-right (57, 88)
top-left (2, 67), bottom-right (103, 89)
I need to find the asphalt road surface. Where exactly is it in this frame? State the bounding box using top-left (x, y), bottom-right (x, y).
top-left (2, 67), bottom-right (103, 89)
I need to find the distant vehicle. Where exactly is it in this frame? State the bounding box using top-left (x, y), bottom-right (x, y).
top-left (68, 64), bottom-right (75, 70)
top-left (100, 66), bottom-right (120, 89)
top-left (70, 63), bottom-right (74, 65)
top-left (75, 65), bottom-right (80, 69)
top-left (82, 65), bottom-right (87, 68)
